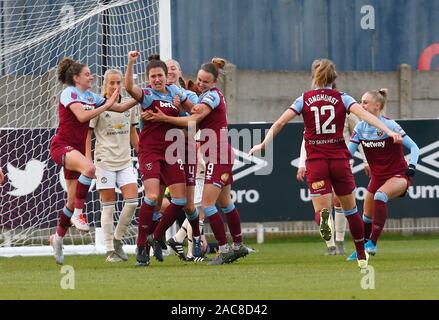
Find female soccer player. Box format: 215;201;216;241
143;58;249;265
125;52;200;266
248;59;402;269
297;112;369;256
50;57;138;265
86;69;139;263
346;89;419;260
163;59;207;260
166;141;209;261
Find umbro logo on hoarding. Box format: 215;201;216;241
232;148;268;181
290;140;439;179
410;140;439;179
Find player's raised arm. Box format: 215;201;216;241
108;98;138;113
70;88;119;123
248;108;297;156
350;103;402;144
296;138;307;182
125;51;143;102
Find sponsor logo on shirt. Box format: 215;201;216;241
361;140;386;148
159;101;177;110
308;137;345;145
112;123;126;130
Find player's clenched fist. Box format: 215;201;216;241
128;51;140;62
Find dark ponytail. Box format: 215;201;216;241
57;57;86;86
200;57;226;81
146;54;168;76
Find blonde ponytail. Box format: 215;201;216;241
311;59;337;88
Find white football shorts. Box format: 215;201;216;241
95;165;138;190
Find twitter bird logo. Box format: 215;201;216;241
7;160;46;197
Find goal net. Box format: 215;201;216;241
0;0;164;257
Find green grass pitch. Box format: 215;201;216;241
1;235;439;300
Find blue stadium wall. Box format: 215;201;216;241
171;0;439;73
1;0;438;75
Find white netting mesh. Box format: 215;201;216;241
0;0;160;250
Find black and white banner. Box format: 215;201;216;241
1;120;438;227
230;120;439;222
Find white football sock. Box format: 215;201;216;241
325;213;335;248
114;199;137;240
101;202;115;252
175;219;189;243
55;233;64;242
219;244;229;253
187;219;194;257
334;207;347;242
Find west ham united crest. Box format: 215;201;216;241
311;180;325;191
221;173;229;183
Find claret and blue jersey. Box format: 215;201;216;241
290;90;356;115
289;88;357;160
198;89;221;109
138;84;188;156
140;84;187;111
197;87;233;164
349;116;419;178
54;86;106;147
